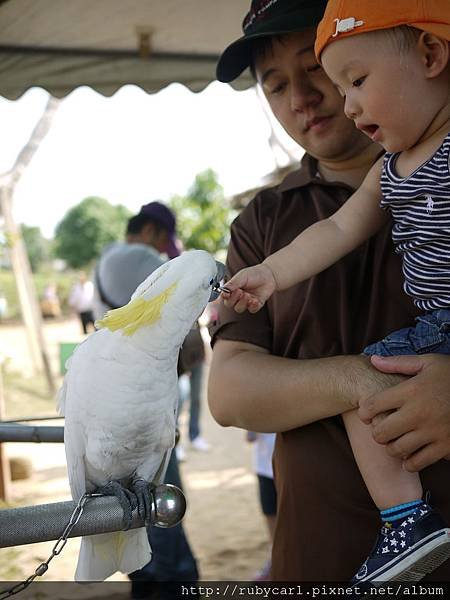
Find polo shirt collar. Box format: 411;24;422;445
279;150;385;193
278;153;320;192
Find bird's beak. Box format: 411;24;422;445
209;261;226;302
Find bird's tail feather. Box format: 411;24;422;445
75;528;151;581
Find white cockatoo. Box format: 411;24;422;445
58;250;223;581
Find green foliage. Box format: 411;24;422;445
169;169;236;255
20;224;50;272
53;197;131;269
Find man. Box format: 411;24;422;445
94;201;199;596
208;0;450;581
68;271;94;334
93;201;179;319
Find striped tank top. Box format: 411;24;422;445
380;131;450;311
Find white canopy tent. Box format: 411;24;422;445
0;0;253;100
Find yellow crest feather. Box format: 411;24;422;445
97;281;178;336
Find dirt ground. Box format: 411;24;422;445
0;317;270;594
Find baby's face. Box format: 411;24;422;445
321;32;432;153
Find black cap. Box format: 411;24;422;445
216;0;327;83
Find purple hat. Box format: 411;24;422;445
139;201;179;258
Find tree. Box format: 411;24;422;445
169;169;236;255
21;224;49;272
0;95;60;393
54;197;131;269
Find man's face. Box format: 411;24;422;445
141;223;171;254
254;29;373;161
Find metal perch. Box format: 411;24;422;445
0;423;181;445
0;484;186;548
0;423;64;443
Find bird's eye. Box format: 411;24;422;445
209;278;214;286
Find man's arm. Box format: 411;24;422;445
208;338;403;432
359;354;450;471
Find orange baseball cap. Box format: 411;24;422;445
315;0;450;59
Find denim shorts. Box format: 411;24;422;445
363;308;450;357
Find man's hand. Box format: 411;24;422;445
359;354;450;472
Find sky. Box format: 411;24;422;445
0;82;302;239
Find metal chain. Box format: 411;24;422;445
0;492;100;599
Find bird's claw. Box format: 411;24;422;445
132;478;155;526
96;479;154;529
96;480;138;530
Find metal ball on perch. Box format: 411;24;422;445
152;484;186;528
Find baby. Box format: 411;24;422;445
223;0;450;585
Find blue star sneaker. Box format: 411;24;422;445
352;504;450;583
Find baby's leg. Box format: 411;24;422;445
344;408;450;584
346;321;450;582
342;408;422;509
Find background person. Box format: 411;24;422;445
68;271;94;334
40;282;61;319
93;201;178;319
177;354;210;462
246;430;276;581
208;0;450;581
186;362;209;451
177;303;216;460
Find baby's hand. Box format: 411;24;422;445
221;263;277;313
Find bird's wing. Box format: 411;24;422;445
57;338;90;416
61;322;181;500
83;347;178;484
64;416;88;500
59;342;94;500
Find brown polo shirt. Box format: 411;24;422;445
211;153;450;581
